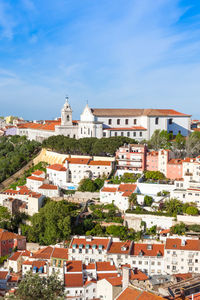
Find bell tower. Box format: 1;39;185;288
61;96;72;126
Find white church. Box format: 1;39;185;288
17;97;191;142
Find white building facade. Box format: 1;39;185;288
17;98;191;142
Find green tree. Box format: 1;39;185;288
144;195;153;206
28;201;77;245
0;206;11;229
128;193;137;210
186;131;200;157
8;271;64;300
144;171;165;181
186;206;199;216
149;130;172;150
170;222;186;235
78;178;97;192
164;199;184;216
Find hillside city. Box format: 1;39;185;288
0;98;200;299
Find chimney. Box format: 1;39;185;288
110;260;114;266
85;260;89;266
122;267;130;290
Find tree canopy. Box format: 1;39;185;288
42;135;138;156
0;135;40;183
23;200;79;245
8;271;64;300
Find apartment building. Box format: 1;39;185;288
116;144;147;174
164;238;200;275
100;182;138;211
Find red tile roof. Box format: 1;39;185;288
165;238;200;251
131;243;164;257
0;229;25;241
168;159;183;165
66;261;82;272
116;287;166;300
88;160;112;166
130;269;149;281
51;248;68;259
105;276;122;286
47;164;67;171
0;271;8;280
64;273;83;287
66;158;90;165
108;241;132;254
97;273;118;280
32;246;54;259
70;237;109;249
83;263;95;270
9;252;22;261
27;176;45;182
101;187;117;193
32;170;44;176
91;108;190;117
39;184;58;190
96;261;117;272
118;183;137;197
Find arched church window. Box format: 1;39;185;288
67;115;70;121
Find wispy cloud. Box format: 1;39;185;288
0;1;16;39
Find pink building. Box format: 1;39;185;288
116;144;147;173
166;159;183;180
146;151;159;171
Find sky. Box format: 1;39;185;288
0;0;200;120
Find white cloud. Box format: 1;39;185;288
0;1;16;39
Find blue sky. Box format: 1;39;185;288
0;0;200;120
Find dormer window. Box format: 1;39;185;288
121;246;127;251
147;244;152;250
72;244;77;249
157;251;162;257
139;250;144;256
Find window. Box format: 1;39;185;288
125;119;129;125
115;132;117;137
155;117;159;125
103;132;106;137
108;119;112;125
169;118;173;125
117;119;120;125
121;132;124;136
140;132;142;137
67;115;70;121
127;132;130;137
133;132;136;137
134;119;137;125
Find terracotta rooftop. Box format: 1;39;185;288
39;184;58;190
64;273;83;287
96;261;117;272
0;271;8;280
165;238;200;251
91;108;190;117
47;164;67;171
116;287;166;300
0;229;25;241
32;170;44;176
66;261;82;272
101;187;117;193
131;243;164;257
66;158;90;165
32;246;54;259
51;248;68;260
105;276;122;286
9;251;22;261
88;160;112;166
108;241;132;254
27;176;45;182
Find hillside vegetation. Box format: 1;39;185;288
42;135;138;156
0;135;41;183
